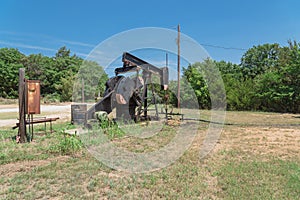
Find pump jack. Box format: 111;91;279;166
86;52;169;124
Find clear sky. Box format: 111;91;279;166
1;0;299;64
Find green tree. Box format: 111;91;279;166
183;63;210;109
0;48;25;98
241;43;281;78
73;60;108;102
22;53;56;95
215;60;256;110
240;41;300;113
52;46;83;101
182;59;226;109
55;71;76;102
255;40;300;113
0;48;25;64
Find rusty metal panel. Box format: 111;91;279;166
26;80;40;114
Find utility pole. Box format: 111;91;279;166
177;24;180;109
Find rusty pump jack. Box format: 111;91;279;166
86;52;169;124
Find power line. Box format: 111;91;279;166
199;43;247;51
174;31;247;51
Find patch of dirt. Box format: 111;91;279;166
165;119;181;126
0;119;19;128
0;104;18;109
214;126;300;159
0;156;70;178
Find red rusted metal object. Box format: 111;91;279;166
26;80;40;114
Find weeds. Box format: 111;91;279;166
92;113;125;139
48;130;82;155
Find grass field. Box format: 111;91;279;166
0;110;299;199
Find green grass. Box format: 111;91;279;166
0;122;80;165
213;155;300;199
0;112;18;120
0;111;299;199
1;146;298;199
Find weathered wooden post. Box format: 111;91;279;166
82;78;85;103
177;24;180;109
18;68;27;143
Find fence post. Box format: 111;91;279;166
19;68;26;143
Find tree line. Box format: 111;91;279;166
176;40;300;113
0;46;107;102
0;41;299;113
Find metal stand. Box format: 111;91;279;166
26;114;34;141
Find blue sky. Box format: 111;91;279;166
1;0;300;65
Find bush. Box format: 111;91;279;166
43;93;61;103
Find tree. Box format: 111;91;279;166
0;48;25;64
51;47;83;101
215;60;257;110
73;60;108;102
0;41;299;112
55;46;71;58
55;71;76;102
183;63;210;109
241;43;281;79
0;48;25;98
182;59;226;109
243;41;300;113
0;46;109;102
22;53;55;95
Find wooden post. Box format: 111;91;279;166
177;24;181;109
82;78;85;103
18;68;26;143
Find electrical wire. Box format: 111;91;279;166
200;43;247;51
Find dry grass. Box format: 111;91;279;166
0;98;18;105
0;112;18;120
0;110;299;199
